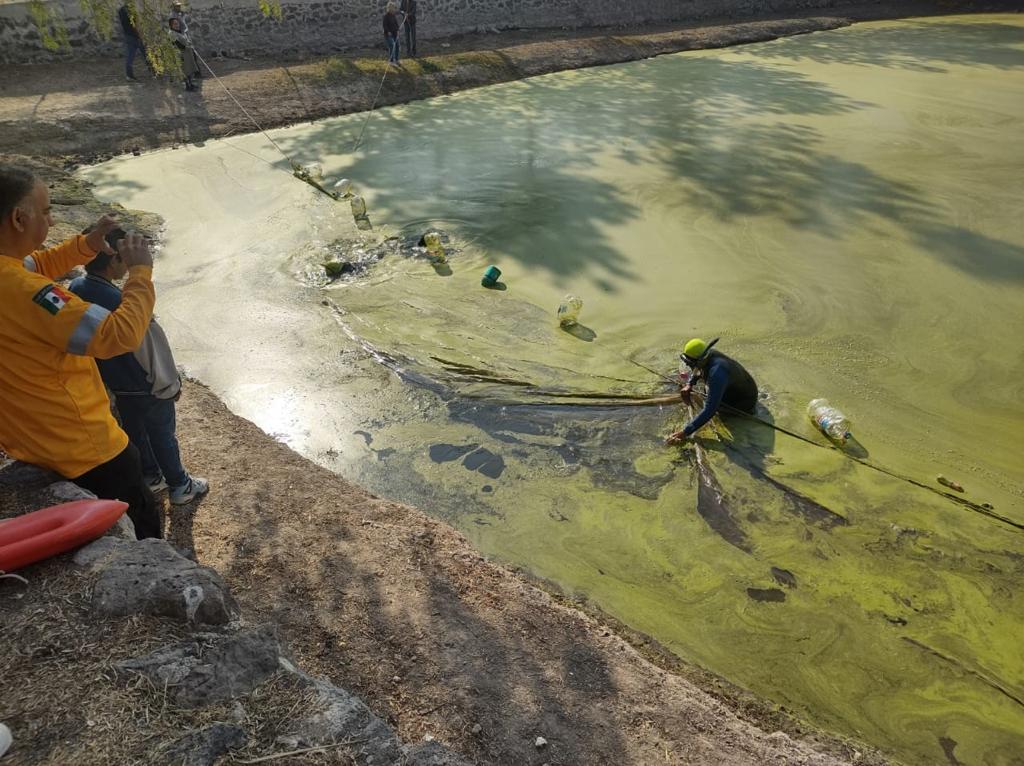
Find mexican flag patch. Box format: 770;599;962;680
32;284;70;315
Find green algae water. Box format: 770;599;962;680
83;15;1024;764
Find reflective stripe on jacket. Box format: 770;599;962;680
0;236;155;478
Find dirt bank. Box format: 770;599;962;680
1;381;887;765
1;1;1018;162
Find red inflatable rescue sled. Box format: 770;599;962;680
0;499;128;573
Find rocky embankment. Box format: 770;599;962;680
0;461;473;766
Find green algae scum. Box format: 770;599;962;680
82;15;1024;765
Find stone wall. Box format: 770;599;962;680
2;0;888;65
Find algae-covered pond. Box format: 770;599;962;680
82;15;1024;765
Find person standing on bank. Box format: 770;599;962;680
0;165;163;539
383;2;401;66
69;229;209;506
118;0;148;81
400;0;417;57
169;1;202;80
169;17;199;91
667;337;759;444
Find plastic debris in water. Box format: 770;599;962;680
937;475;965;493
350;196;367;218
332;178;352;196
301;163;324;181
807;398;851;444
481;265;501;287
557;294;583;327
423;231;447;264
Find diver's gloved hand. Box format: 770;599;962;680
666;430;689;445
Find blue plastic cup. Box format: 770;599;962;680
481;265;502;287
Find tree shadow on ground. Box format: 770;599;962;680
191;467;635;764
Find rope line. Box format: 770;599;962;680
194;49;296;169
352;11;411;152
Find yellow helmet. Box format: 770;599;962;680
683;338;707;359
681;337;719;365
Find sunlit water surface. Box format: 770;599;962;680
83;15;1024;765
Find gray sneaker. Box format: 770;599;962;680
146;474;168;493
169;475;209;505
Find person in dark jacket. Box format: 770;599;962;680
118;0;147;81
400;0;417;57
667;338;758;443
383;2;401;66
68;229;209;506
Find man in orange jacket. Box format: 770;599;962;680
0;165;163;539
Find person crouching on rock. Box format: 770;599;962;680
667;337;759;444
69;228;209;507
169;17;199;91
0;164;163;539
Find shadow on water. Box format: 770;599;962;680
755;20;1024;72
274;33;1024;286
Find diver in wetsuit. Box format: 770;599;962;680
667;338;758;444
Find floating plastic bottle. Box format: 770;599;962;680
807;398;851;444
350;196;367;218
937;475;965;493
301;163;324;181
332;178;353;196
423;231;447;264
557;295;583;327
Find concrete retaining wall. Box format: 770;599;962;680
1;0;887;65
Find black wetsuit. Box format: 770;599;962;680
682;350;758;436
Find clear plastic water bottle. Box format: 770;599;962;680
807;398;851;444
302;163;324;181
350;196;367;218
423;231;447;264
557;295;583;327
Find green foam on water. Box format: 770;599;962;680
81;15;1024;764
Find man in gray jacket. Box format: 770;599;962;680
69;229;209;505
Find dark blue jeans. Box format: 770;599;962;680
385;34;400;63
404;18;416;57
124;36;146;77
116;394;188;488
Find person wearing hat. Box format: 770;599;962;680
667;337;758;444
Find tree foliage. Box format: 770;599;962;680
26;0;283;75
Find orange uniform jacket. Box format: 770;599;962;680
0;236;155;478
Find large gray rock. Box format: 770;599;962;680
77;537;239;624
283;673;405;764
275;667;473;766
405;741;477;766
117;626;283;708
0;459;58;488
157;723;247;766
43;481;135;539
